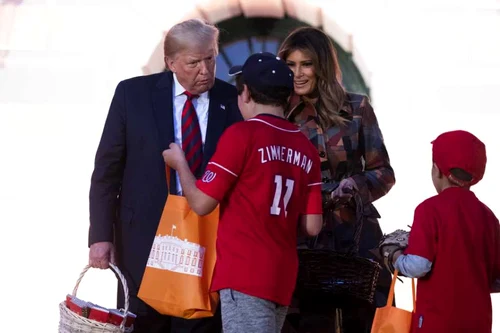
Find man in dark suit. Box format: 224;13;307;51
87;18;242;333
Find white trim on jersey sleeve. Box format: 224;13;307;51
307;182;323;186
208;162;238;177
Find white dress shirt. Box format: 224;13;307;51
172;73;210;194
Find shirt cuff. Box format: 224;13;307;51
395;254;432;278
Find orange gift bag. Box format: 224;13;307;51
371;269;415;333
138;168;219;319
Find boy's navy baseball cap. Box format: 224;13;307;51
432;130;487;186
228;52;294;90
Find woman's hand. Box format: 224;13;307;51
331;177;358;203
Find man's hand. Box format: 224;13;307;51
163;143;188;170
331;177;357;203
89;241;116;269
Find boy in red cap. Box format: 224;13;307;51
392;130;500;333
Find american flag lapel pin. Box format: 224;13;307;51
220;104;225;110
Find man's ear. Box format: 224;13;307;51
242;84;251;104
165;56;176;73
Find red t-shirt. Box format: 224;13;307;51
196;114;322;306
405;187;500;333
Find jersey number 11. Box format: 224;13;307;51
270;175;295;217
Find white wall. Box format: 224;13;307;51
1;0;499;331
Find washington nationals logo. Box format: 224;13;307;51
201;170;217;183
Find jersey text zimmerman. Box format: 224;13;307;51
258;145;313;174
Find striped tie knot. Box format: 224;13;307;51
184;91;198;100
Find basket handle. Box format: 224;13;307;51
308;190;365;253
347;192;364;255
71;263;130;331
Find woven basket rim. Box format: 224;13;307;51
59;302;133;333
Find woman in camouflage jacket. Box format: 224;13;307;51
278;27;395;333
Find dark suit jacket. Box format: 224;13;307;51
89;71;242;313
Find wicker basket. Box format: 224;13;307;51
58;263;133;333
295;193;381;307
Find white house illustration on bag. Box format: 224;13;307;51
146;225;206;277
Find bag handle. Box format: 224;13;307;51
387;269;416;311
166;166;171;194
166;165;179;196
412;275;416;311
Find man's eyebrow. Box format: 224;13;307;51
186;56;202;62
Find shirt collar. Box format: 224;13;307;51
173;73;209;101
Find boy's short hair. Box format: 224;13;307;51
234;75;291;108
432;130;486;186
229;52;294;108
449;168;473;184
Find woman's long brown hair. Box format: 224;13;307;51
278;27;347;129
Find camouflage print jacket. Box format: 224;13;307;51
287;93;395;252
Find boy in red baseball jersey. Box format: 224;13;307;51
163;52;323;333
392;130;500;333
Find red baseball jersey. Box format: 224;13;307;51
405;187;500;333
196;114;322;306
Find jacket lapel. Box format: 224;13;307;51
204;82;228;168
152;71;176;193
152;71;175;151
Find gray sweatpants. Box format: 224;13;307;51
220;289;288;333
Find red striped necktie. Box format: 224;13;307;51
181;91;203;178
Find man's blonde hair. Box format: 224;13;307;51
164;19;219;59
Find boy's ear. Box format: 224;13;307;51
432;163;443;179
242;84;251;104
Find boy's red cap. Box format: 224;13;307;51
432;130;486;186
